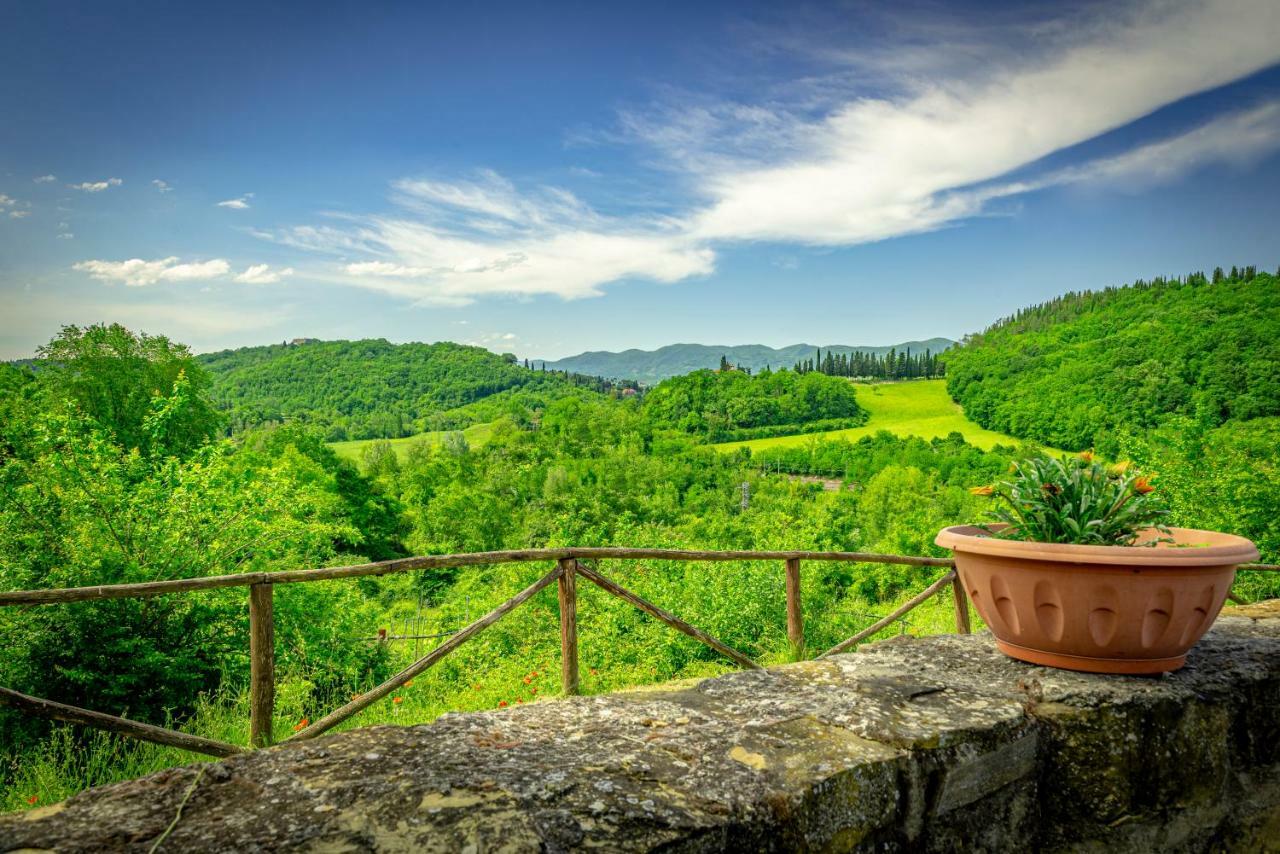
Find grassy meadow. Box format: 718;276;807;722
328;421;496;462
714;379;1049;453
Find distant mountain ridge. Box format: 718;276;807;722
538;339;956;384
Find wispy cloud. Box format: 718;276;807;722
9;210;30;219
68;178;123;193
74;257;232;287
73;256;298;287
217;193;253;210
152;179;172;193
271;0;1280;306
234;264;294;284
33;174;56;184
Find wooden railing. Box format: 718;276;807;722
1;548;1276;759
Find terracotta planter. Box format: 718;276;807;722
935;525;1259;674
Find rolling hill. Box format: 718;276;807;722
538;339;956;384
944;269;1280;450
197;339;626;441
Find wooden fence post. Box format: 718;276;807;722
249;582;275;748
951;574;972;635
785;558;804;658
558;558;579;696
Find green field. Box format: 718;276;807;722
714;379;1046;453
329;421;496;463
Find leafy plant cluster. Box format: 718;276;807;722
971;453;1168;546
644;367;867;442
944;269;1280;450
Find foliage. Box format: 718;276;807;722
36;323;224;456
971;453;1169;545
198;339;636;440
944;270;1280;450
644;367;866;442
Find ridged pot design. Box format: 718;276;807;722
935;526;1259;674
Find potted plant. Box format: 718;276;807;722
936;453;1258;674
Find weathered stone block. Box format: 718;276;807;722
5;611;1280;852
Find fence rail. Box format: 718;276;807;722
2;548;1277;759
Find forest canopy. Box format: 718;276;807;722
943;269;1280;450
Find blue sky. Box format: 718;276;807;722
2;0;1279;360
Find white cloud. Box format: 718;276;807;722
234;264;294;284
152;179;172;193
217;193;254;210
271;0;1280;305
57;232;74;240
73;257;232;287
9;210;30;219
0;195;15;207
33;175;56;184
69;178;123;193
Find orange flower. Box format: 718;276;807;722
530;687;538;695
1078;450;1094;463
516;698;524;704
1133;476;1156;495
26;795;37;805
969;485;994;496
403;680;414;688
497;700;508;708
292;717;309;732
522;676;531;685
589;668;598;676
473;683;482;691
531;671;540;677
392;696;403;705
1109;460;1133;476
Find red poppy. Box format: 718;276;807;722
392;696;403;705
522;676;531;684
498;700;508;708
26;795;37;805
292;717;309;732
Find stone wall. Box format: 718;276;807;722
6;609;1280;852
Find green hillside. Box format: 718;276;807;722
540;338;955;384
714;380;1038;453
944;269;1280;450
329;421;496;463
198;339;630;441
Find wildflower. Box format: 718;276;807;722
1133;476;1156;495
522;676;531;685
969;485;994;496
26;795;37;805
498;700;508;708
1041;482;1062;496
531;671;539;677
292;717;309;732
589;668;598;676
392;696;403;705
1109;460;1133;477
473;684;482;691
516;698;524;704
403;680;414;688
1079;450;1094;463
530;687;538;695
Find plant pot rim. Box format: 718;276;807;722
935;524;1258;567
